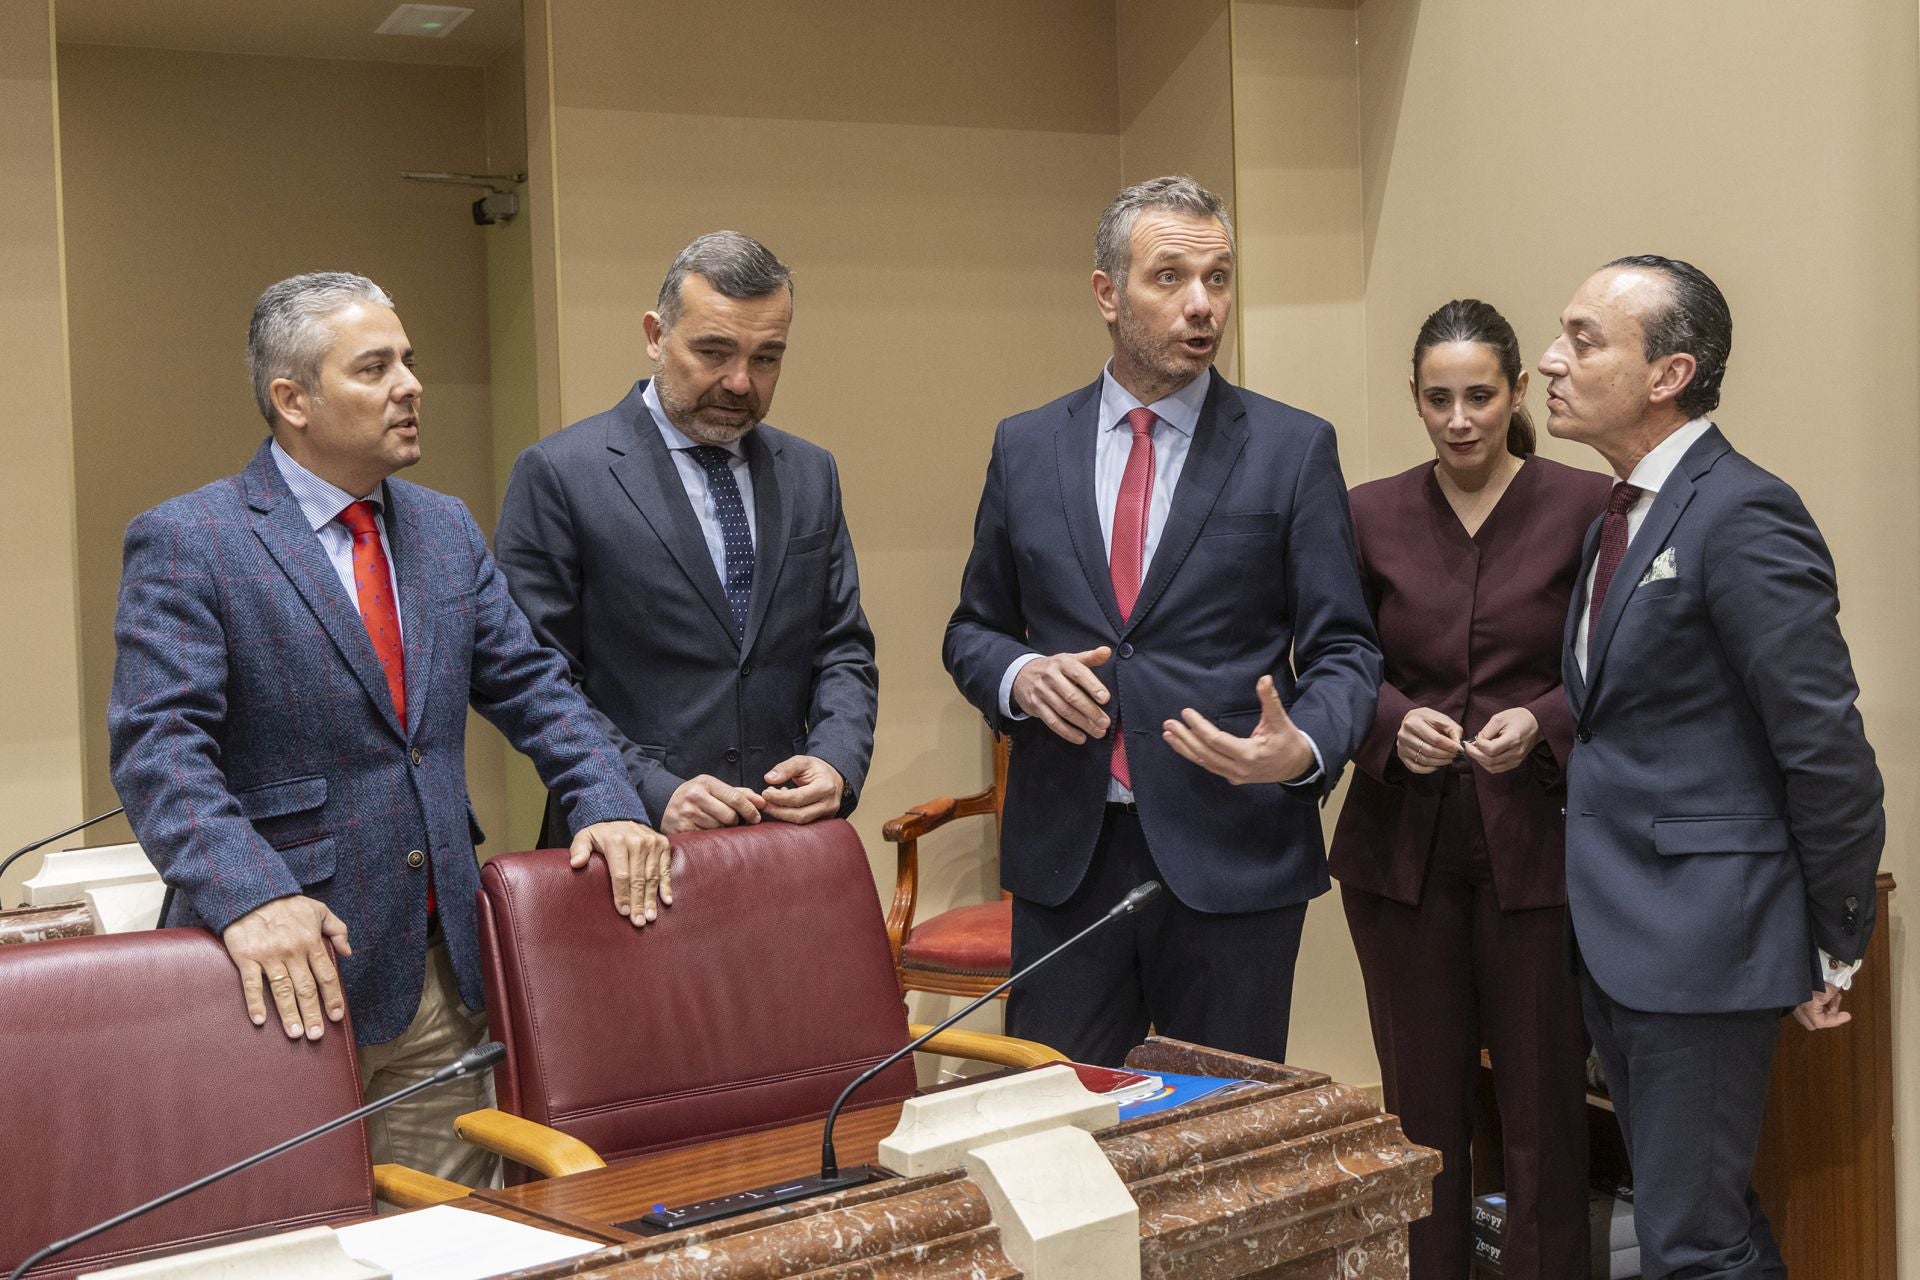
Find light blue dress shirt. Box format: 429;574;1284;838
643;380;757;585
269;440;401;639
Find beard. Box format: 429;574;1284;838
1112;293;1218;396
655;372;763;446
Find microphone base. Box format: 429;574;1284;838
629;1165;887;1233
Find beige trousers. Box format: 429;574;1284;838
357;938;501;1194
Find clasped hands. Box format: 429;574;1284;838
222;817;671;1038
661;755;845;833
1013;647;1314;785
1397;707;1539;776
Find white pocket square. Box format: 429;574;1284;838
1639;547;1677;585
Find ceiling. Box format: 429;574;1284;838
55;0;522;68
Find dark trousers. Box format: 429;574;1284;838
1579;967;1784;1279
1343;769;1590;1280
1007;806;1308;1068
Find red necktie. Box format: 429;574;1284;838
1108;408;1157;788
337;501;407;728
1586;482;1645;653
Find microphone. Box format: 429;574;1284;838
0;807;128;907
640;880;1163;1231
7;1040;507;1280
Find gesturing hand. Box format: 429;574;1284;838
1792;982;1850;1031
1012;647;1113;744
572;819;673;927
221;895;352;1040
1396;708;1463;774
1162;675;1315;785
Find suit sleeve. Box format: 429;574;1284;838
107;506;301;932
495;446;683;821
944;422;1040;731
1705;483;1884;962
461;498;651;831
1279;423;1384;794
801;455;878;813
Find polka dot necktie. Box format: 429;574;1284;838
686;445;755;644
336;500;407;728
1107;408;1157;789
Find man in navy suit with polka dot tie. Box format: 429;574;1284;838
498;233;878;841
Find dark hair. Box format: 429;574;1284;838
1411;298;1535;456
655;231;793;332
1603;254;1732;417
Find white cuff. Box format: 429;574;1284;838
1284;734;1326;789
1819;948;1862;991
999;652;1043;720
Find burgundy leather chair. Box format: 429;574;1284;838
0;929;455;1279
460;818;1062;1183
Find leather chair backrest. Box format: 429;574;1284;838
0;929;375;1279
478;819;918;1176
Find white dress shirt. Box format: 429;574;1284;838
269;440;401;638
1000;365;1322;800
1572;418;1856;991
644;380;756;585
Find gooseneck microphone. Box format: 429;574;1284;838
641;880;1163;1231
0;808;127;907
7;1041;507;1280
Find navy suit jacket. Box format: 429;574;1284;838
1563;425;1883;1014
495;380;877;833
108;442;646;1045
945;371;1381;913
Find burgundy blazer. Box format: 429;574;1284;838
1329;456;1611;909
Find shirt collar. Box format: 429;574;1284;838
643;379;747;460
1623;417;1712;497
1097;363;1206;439
269;439;381;533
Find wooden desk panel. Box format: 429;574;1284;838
473;1102;905;1235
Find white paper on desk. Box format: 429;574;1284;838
334;1204;602;1280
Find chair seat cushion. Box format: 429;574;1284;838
901;900;1013;976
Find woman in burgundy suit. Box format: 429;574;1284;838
1331;300;1611;1279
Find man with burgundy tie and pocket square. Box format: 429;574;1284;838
944;177;1381;1066
1543;255;1883;1278
495;232;877;842
109;272;667;1183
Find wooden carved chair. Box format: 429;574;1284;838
882;734;1014;999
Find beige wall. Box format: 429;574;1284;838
0;0;87;903
56;43;510;847
1345;0;1920;1256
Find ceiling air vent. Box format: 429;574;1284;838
375;4;474;39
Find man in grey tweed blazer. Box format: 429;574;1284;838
108;272;667;1181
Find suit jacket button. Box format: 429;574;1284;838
741;664;753;677
1576;727;1592;743
724;748;741;764
406;849;426;869
409;748;422;767
1119;643;1134;659
1560;807;1567;818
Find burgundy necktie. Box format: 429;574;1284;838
1586;482;1645;653
1108;408;1157;788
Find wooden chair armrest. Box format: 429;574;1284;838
882;789;997;844
453;1107;605;1179
911;1025;1068;1069
371;1162;469;1208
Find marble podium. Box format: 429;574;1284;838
499;1039;1440;1280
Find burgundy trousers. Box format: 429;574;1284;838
1341;768;1590;1280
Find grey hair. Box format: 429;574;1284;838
1603;254;1733;418
1094;175;1235;284
654;231;793;333
248;272;394;426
